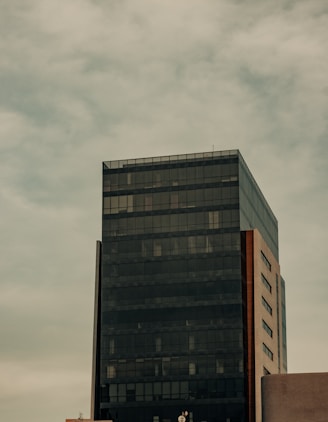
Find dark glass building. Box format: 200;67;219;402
91;150;287;422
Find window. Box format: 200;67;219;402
109;338;115;354
170;193;179;209
209;211;219;229
155;337;162;352
136;383;143;401
109;384;117;402
263;343;273;360
103;197;111;214
153;241;162;257
103;178;111;192
126;384;135;402
154;363;160;376
261;273;272;293
262;296;272;315
263;367;271;375
189;362;196;375
188;335;195;351
119;195;133;212
118;384;126;402
261;250;272;271
188;236;197;254
144;195;153;211
262;320;273;337
107;365;116;379
216;359;224;374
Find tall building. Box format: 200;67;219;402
91;150;287;422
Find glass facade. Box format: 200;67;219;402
94;150;284;422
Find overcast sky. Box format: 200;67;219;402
0;1;327;421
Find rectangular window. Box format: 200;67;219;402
103;177;111;192
107;365;116;379
154;172;161;187
262;296;272;315
109;338;115;354
170;193;179;209
163;382;170;399
118;195;133;213
109;384;117;402
188;335;195;351
144;195;153;211
261;273;272;293
262;320;273;337
216;359;224;374
145;383;152;401
162;358;170;376
263;343;273;360
188;236;197;254
209;211;219;229
153;241;162;257
189;362;196;375
126;385;135;402
261;250;272;271
155;337;162;352
118;384;126;402
154;363;160;376
136;383;143;401
103;197;111;214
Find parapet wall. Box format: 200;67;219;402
262;373;328;422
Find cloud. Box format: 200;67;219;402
0;1;327;421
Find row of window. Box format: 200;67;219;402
105;356;244;379
105;233;240;259
103;164;238;192
104;281;241;308
103;187;239;214
103;304;242;327
102;317;240;331
103;378;244;403
102;330;243;355
103;210;239;237
104;255;241;278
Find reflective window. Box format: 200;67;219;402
262;296;273;315
261;273;272;293
263;343;273;360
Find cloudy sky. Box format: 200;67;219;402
0;0;327;421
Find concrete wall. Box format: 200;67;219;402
244;229;284;422
262;373;328;422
